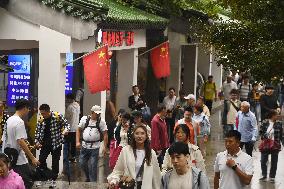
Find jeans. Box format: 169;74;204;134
261;152;279;178
204;99;213;112
39;145;62;180
251;102;261;124
240;141;254;157
63;132;76;162
79;147;100;182
14;163;33;189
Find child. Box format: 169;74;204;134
0;153;25;189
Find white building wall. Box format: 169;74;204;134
38;26;71;114
116;49;139;111
167;31;182;92
0;8;40;40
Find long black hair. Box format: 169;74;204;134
130;125;152;166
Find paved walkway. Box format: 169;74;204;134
33;107;284;189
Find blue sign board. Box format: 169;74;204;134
7;55;31;106
65;53;73;94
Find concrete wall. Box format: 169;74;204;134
197;45;210;79
167;31;182;92
182;45;198;95
0;40;38;50
0;8;40;40
38;26;71;114
116;49;138;111
211;53;222;91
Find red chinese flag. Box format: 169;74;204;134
150;42;170;78
83;46;110;94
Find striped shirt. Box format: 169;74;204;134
238;83;251;101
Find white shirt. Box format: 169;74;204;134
227;101;238;124
65;102;80;132
214;149;253;189
2;115;28;165
163;95;177;111
134;95;139;102
222;81;238;100
119;128;128;147
135;149;145;181
267;120;275;140
78;116;107;149
168;169;193;189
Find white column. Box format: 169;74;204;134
197;45;210;79
211;54;222;91
83;81;102;115
38;26;70;113
38;26;71;173
194;45;199;96
167;31;182;92
116;48;138;111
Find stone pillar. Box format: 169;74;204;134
83;81;102;115
182;45;198;96
116;48;138;111
38;26;71;173
38;26;70;112
211;54;222;91
197;45;210;79
167;31;182;92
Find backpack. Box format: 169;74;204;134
82;116;103;145
161;169;202;188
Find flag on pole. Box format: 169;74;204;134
83;46;110;94
150;41;170;78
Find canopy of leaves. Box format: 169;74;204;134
205;0;284;82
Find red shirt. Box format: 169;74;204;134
151;114;169;151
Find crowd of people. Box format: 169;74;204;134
0;73;283;189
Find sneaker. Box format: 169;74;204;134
259;177;267;182
269;178;275;183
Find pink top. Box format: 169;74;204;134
0;170;25;189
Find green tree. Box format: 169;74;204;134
205;0;284;82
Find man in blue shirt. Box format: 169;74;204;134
236;101;258;156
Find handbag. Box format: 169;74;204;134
259;139;281;153
118;158;145;189
259;127;281;153
109;145;123;169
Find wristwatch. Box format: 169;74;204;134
232;164;237;171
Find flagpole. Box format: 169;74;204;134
62;43;108;67
136;40;169;57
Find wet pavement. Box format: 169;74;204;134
33;107;284;189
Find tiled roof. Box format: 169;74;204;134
39;0;169;30
38;0;108;22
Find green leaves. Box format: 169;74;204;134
200;0;284;82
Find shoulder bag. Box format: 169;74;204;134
119;158;146;189
259;127;281;153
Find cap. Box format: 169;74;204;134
184;94;196;100
91;105;102;114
